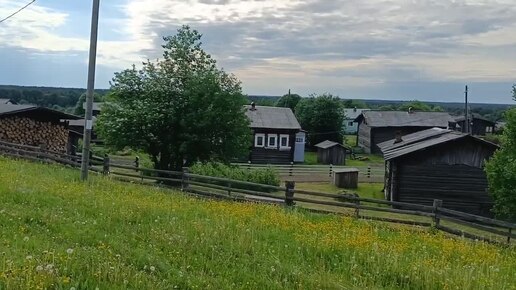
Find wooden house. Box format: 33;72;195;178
354;110;456;154
455;113;496;136
343;107;370;134
244;103;303;164
0;104;81;153
379;128;498;217
314;140;347;165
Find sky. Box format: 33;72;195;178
0;0;515;104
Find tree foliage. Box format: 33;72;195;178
398;100;443;112
73;93;103;116
512;84;516;101
275;93;302;112
485;108;516;221
96;26;251;171
295;94;344;147
342;99;368;109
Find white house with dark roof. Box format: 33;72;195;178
244;103;305;164
343;108;370;134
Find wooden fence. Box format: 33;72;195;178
0;139;514;245
231;162;385;183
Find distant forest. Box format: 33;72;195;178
0;85;513;121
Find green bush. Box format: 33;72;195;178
190;162;280;188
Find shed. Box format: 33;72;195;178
333;168;359;189
379;128;498;217
244;103;303;164
455;113;496;136
314;140;347;165
354;110;456;154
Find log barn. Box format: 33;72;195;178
244;103;304;164
354;110;456;154
455;113;496;136
379;128;498;217
314;140;347;165
0;104;81;153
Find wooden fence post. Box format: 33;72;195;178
433;199;443;227
508;228;512;245
367;166;371;179
289;162;293;177
248;160;251;172
227;181;232;196
329;164;333;177
285;181;295;206
134;156;140;171
181;167;190;191
354;194;360;218
102;154;110;175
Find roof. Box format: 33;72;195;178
0;104;80;120
379;127;498;161
0;98;16;104
354;111;455;128
314;140;347;149
66;117;97;127
244;105;301;130
455;113;495;124
343;108;370;120
83;102;103;111
333;168;359;173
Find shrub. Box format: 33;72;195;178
190;162;280;188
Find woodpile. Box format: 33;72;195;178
0;116;68;152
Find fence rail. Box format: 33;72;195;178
0;139;514;245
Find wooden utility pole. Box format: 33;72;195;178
464;85;469;134
80;0;101;181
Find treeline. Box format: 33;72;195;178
0;85;109;114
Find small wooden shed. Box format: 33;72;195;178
314;140;347;165
333;168;359;189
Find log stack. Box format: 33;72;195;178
0;116;68;152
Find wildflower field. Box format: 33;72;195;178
0;158;515;289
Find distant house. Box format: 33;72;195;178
0;98;17;105
66;117;101;144
354;110;456;154
314;140;348;165
455;113;496;136
82;102;103;117
0;104;81;153
379;128;498;217
244;103;304;164
343;108;370;134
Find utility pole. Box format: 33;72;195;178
464;85;469;134
80;0;101;181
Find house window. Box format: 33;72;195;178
348;121;354;126
255;134;265;147
296;136;305;143
280;134;290;149
267;134;277;148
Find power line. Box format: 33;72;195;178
0;0;36;24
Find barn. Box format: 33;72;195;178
314;140;347;165
245;103;304;164
455;113;496;136
379;128;498;217
354;110;456;154
0;104;81;153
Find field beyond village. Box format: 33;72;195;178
0;158;515;289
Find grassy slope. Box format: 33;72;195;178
0;158;515;289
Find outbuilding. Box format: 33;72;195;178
355;110;456;154
455;113;496;136
379;128;498;217
314;140;347;165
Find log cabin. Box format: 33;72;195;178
379;128;498;217
354;110;456;154
244;103;304;164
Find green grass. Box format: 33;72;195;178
303;151;318;165
0;158;515;289
296;182;384;199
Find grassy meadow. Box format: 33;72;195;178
0;157;515;289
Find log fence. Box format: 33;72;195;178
0;139;514;245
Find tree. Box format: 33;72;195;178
512;84;516;101
73;93;103;116
96;26;251;172
295;94;344;147
485;108;516;221
275;92;301;112
342;99;368;109
398;100;432;112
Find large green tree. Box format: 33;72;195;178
295;94;344;146
97;26;251;171
485;108;516;221
275;92;302;112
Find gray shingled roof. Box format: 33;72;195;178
455;113;495;124
343;108;370;120
244;105;301;130
379;127;497;161
355;111;455;128
314;140;348;149
0;104;80;120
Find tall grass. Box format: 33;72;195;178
0;157;514;289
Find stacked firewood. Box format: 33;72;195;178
0;116;68;152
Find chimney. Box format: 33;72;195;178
250;102;256;111
353;106;357;112
394;131;403;143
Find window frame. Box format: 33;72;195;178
267;134;278;149
255;133;265;148
279;134;290;149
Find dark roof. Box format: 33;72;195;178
379;127;498;161
455;113;495;124
343;108;370;120
244;105;301;130
0;104;80;120
354;111;455;128
66;117;97;127
314;140;347;149
333;168;359;173
83;102;103;111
